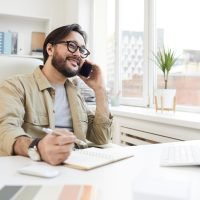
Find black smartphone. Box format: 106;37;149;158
79;62;93;78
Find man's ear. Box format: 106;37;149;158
46;43;54;56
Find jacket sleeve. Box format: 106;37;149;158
86;106;113;145
0;79;29;155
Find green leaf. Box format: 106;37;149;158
152;48;177;89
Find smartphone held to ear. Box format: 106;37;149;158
79;62;93;78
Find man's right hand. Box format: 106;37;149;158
13;129;76;165
38;130;76;165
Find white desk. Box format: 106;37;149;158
1;141;200;200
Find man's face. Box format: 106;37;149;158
51;31;86;77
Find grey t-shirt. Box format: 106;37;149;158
52;83;73;131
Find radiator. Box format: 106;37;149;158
119;126;181;146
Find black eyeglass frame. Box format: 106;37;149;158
53;40;90;58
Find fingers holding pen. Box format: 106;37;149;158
38;129;76;165
43;128;76;145
43;128;87;146
38;138;74;165
50;133;76;146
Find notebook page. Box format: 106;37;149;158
64;147;134;170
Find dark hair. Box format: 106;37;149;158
43;24;87;64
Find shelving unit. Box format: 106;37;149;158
0;13;49;58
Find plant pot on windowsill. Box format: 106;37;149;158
153;48;178;112
154;89;176;112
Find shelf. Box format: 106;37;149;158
0;13;49;56
0;54;43;60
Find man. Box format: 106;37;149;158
0;24;112;165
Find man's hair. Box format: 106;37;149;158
43;24;87;64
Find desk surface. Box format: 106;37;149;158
1;141;200;200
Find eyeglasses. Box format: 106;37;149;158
54;40;90;58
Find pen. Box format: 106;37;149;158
42;128;87;146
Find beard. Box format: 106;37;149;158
51;51;81;78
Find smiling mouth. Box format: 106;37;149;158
67;58;80;67
66;56;80;64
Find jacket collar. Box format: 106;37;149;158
33;66;75;91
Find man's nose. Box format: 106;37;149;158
72;47;81;57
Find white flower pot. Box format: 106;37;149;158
154;89;176;112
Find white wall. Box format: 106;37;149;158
0;0;66;29
92;0;107;78
0;0;93;55
63;0;79;24
78;0;93;51
0;0;66;55
62;0;93;57
0;0;92;31
0;0;92;54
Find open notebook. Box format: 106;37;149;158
64;147;134;170
160;141;200;166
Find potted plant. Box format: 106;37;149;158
153;48;178;112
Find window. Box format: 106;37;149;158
93;0;200;111
106;0;116;97
106;0;147;106
156;0;200;109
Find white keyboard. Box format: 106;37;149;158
160;143;200;166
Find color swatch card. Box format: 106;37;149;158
0;185;95;200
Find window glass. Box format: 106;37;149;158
106;0;116;96
106;0;145;102
156;0;200;107
119;0;144;98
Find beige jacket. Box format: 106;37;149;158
0;67;112;155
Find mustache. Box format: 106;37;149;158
65;56;81;65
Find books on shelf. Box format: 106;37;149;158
64;147;134;170
0;32;4;54
0;31;18;55
0;185;96;200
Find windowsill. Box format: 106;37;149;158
109;105;200;130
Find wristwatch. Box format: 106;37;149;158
28;138;41;161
